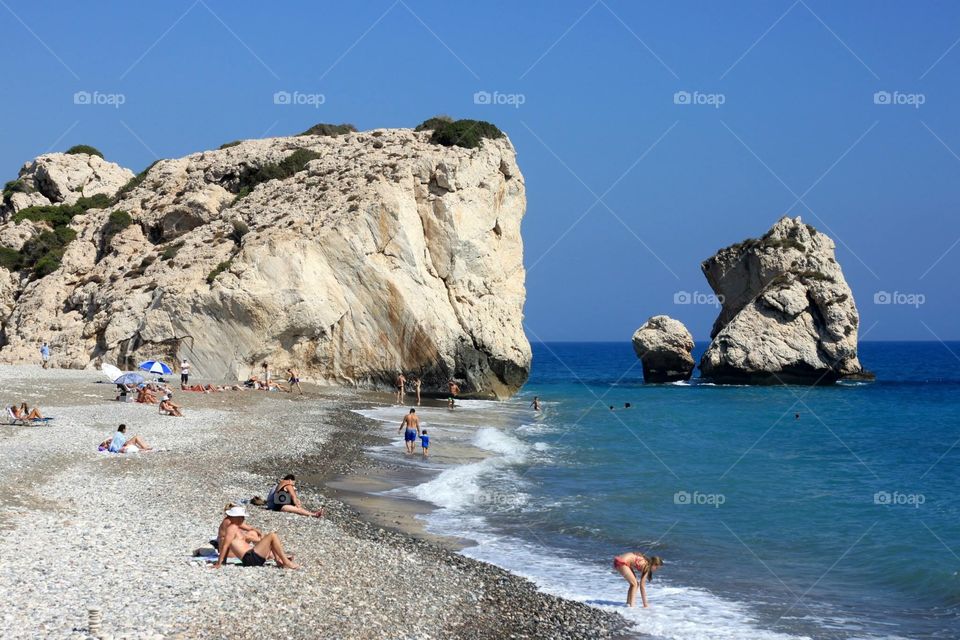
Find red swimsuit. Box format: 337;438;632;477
613;555;646;572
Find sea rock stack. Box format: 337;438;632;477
631;315;695;383
699;216;867;384
0;128;531;398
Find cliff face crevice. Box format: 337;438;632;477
0;129;532;397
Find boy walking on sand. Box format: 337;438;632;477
420;429;430;457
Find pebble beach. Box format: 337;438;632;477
0;365;628;640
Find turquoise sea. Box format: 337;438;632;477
358;342;960;639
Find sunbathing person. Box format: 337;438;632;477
137;386;158;404
267;474;323;518
16;403;43;420
212;504;299;569
158;394;183;417
100;424;152;453
211;505;262;550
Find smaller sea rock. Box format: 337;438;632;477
631;315;695;383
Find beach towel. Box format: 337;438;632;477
190;547;278;566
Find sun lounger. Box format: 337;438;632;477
6;407;28;426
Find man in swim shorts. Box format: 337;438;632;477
212;504;299;570
398;408;420;454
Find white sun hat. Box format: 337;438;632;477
225;505;247;518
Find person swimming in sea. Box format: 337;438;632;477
612;552;663;607
531;396;541;411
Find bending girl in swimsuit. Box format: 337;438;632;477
613;552;663;607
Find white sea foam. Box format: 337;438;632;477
409;427;531;511
420;508;815;640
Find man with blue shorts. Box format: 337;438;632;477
398;408;420;455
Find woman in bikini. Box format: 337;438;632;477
15;403;43;420
613;552;663;607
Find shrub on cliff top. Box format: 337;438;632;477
219;140;242;150
428;119;504;149
65;144;104;158
414;115;453;131
297;123;357;137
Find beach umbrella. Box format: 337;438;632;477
101;363;123;383
114;372;145;386
138;360;172;375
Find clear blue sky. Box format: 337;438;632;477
2;1;958;342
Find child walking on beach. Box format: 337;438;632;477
420;429;430;457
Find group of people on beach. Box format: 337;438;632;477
38;350;665;606
211;474;323;570
242;362;304;394
394;372;461;409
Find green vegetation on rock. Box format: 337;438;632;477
20;227;77;277
65;144;104;158
219;140;242;150
428;119;504;149
161;241;184;261
207;260;232;284
9;194;111;277
100;210;133;257
0;247;21;271
115;160;160;202
297;123;357;137
414;115;453;132
13;194;112;226
230;219;249;244
233;148;322;202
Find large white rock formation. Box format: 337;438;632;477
0;130;531;397
699;216;867;384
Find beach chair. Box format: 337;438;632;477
6;406;28;426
